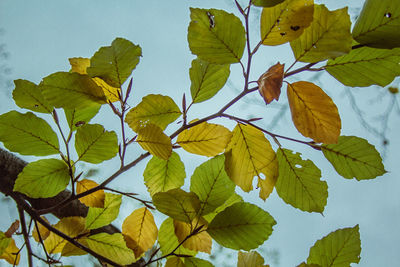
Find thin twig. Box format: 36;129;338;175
17;206;33;267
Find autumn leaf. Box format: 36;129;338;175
32;217;50;242
136;123;172;160
257;63;284;104
173;217;212;253
122;207;158;258
0;238;20;265
287;81;341;144
4;221;19;238
76;179;105;208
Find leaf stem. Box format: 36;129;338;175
17;206;33;267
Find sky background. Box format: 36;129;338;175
0;0;399;266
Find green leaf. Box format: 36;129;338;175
185;257;214;267
85;193;122;230
275;148;327;213
325;47;400;87
136;123;172;160
322;136;386;180
86;233;136;266
238;251;266;267
12;79;53;113
75;124;118;164
352;0;400;49
177;121;232;157
125;94;181;132
143;152;186;196
40;72;107;109
290;5;352;62
64;105;100;131
0;232;11;256
207;202;276;250
190;154;235;216
260;0;314;46
152;188;201;223
203;193;243;222
188;8;246;64
14;159;70;198
0;111;59;156
252;0;285;7
87;38;142;88
158;218;196;256
307;225;361;266
190;58;230;103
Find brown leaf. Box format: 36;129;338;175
257;63;285;104
4;220;19;238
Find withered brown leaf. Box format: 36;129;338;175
257;62;284;104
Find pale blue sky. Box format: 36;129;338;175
0;1;399;266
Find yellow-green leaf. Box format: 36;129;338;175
260;0;314;46
86;233;136;265
40;72;107;109
225;124;278;198
143;152;186;196
153;188;201;223
238;251;267;267
75;124;118;164
307;225;361;266
322;136;386;180
122;207;158;258
12;79;53;113
177;121;232;157
64;105;100;131
44;217;87;254
325;47;400;87
287;81;341;144
203;193;243;222
174;218;212;253
290;5;352;62
69;57;121;102
85;193;122;230
0;111;59;156
136;123;172;160
185;257;214;267
0;232;11;256
188;8;245;64
166;257;186;267
207;202;276;250
252;0;285;7
158;218;197;257
14;159;70;198
190;58;230;103
87;38;142;88
352;0;400;49
0;238;20;265
76;179;105;208
276;148;327;213
190;154;235;216
125;94;181;132
61;237;88;257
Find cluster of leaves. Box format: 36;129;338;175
0;0;399;266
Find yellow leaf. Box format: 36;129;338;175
32;217;50;242
62;238;88;257
173;218;212;254
0;238;20;265
258;175;277;201
122;207;158;258
166;257;186;267
257;63;284;104
76;179;105;208
44;217;87;254
136;123;172;160
69;57;120;102
287;81;341;143
238;251;268;267
260;0;314;46
225;124;278;196
177;121;232;157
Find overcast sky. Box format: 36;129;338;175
0;1;399;266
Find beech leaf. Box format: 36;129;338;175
136;123;172;160
257;62;284;104
76;179;105;208
287;81;341;144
